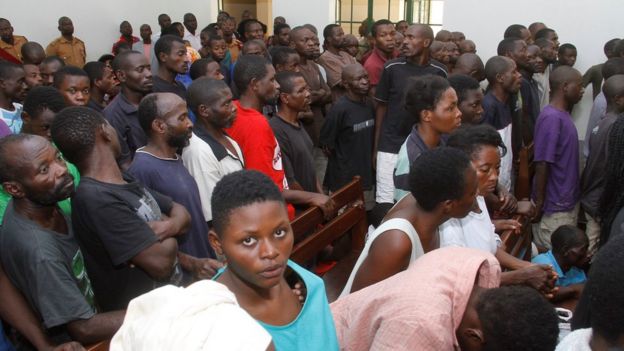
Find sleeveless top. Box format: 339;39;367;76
340;217;424;297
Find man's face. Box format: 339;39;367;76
1;67;27;102
245;22;264;41
401;26;431;58
118;53;153;94
500;60;522;94
277;27;291;46
200;61;225;80
222;19;236;37
540;41;558;63
98;66;119;96
184;14;198;32
291;28;316;59
210;200;294;290
5;137;75;206
566;242;590;268
564;72;585;105
451;31;465;45
510;40;529;70
277;53;300;73
256;64;279;105
209;39;227;61
559;49;577;67
58;18;74;36
158;15;171;31
459;40;476;54
140;25;152;41
24;108;56;140
545;31;560;50
374;24;396;54
529;47;545;73
39;61;62;86
0;20;13;43
329;26;346;49
446;42;460;64
459;88;484;124
396;21;408;35
243;43;265;57
344;38;359;57
205;88;237;129
429;87;462;134
344;66;370;96
23;64;43;89
160;95;193;149
282;76;310;112
162;41;189;74
58;75;90;106
120;22;132;37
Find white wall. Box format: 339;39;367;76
4;0;218;62
272;0;335;36
443;0;622;140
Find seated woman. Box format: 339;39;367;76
341;147;478;296
442;124;557;297
331;247;560;351
208;170;338;351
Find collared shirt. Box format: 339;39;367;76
0;35;27;62
152;75;187;100
183;29;201;51
181;125;244;221
46;36;86;67
103;93;145;164
583;92;607;158
112;35;139;53
318;50;357;88
86;99;104;113
532;250;586;287
363;48;397;86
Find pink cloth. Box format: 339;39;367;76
330;247;501;351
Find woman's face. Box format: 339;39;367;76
472;145;500;196
430;87;462;134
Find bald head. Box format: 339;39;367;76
529;22;546;37
409;24;434;41
342;63;365;81
458;39;476;54
21;42;46;65
435;29;451;42
0;134;42;183
138;92;189;139
455;53;485;81
603;75;624;108
550;66;581;91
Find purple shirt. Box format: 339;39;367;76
532;105;580;214
0;119;10;138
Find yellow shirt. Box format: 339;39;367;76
0;35;27;62
46;36;86;67
228;39;242;63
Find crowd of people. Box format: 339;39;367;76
0;9;623;351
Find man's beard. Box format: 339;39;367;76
167;129;192;149
29;174;74;206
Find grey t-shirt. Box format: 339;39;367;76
0;201;95;331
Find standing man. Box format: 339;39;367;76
318;24;356;99
363;19;397;94
153;35;189;99
83;61;118;113
374;24;446;206
132;24;152;59
0;18;27;63
0;61;27;135
222;16;242;63
183;13;201;51
112;21;140;54
46;17;86;68
534;38;558;110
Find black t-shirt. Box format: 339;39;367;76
103;93;147;164
375;57;447;153
71;173;174;311
320;95;375;191
152;75;187;100
269;116;317;193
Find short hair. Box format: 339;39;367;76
550;224;588;256
448;74;481;103
187;77;230;115
242;39;266;54
189;57;218;80
23;86;66;118
274;23;290;36
447;124;507;159
477;286;559;351
602;57;624;80
409;147;471;211
97;54;115;64
604;38;620;57
239;19;262;40
154;35;185;62
534;28;556;41
271;46;298;67
485;56;513;85
111;50;143;72
322;24;341;40
503;24;527;39
371;19;393;37
41;56;66;68
403;74;451;124
51;106;107;166
52;65;89;88
599;117;624;244
0;61;22;80
275;71;303;95
549;65;580;91
534;38;554;50
497;38;521;56
233;55;270;94
603;74;624;104
211;170;284;235
83;61;107;85
558;43;576;55
0;134;39;183
137;93;161;135
207;34;225;46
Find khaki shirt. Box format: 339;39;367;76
46;36;86;67
0;35;28;62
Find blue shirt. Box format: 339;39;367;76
215;260;339;351
532;250;587;287
0;103;23;134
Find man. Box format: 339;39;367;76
0;61;27;135
0;134;125;344
534;38;558;110
374;24;446;206
435;29;452;42
226;55;333;219
556;44;577;68
272;46;300;73
528;22;547;40
46;17;86;68
583;38;620;100
51;106;190;312
23;62;43;91
183;13;201;50
0;18;27;62
189;57;224;81
453;53;486;82
112;21;140;55
518;44;542;143
480;56;522;191
104;50;153;167
272;23;291;47
153;35;188;99
458;39;476;54
535;28;560;50
241;19;264;42
504;24;532;44
445;41;460;72
318;24;357;98
448;74;485;124
395;20;408;35
154;14;171;41
183;78;243;224
271;71;320;193
130;93;222;281
363;19;397;92
429;41;450;69
20;41;46;65
83;61;119;113
39;56;65;87
451;31;465;44
52;66;91;107
343;34;359;58
132;24;152;60
222;16;242;63
532;66;585;249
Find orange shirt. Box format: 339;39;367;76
0;35;27;62
46;36;86;67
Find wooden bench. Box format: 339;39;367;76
86;340;109;351
499;214;533;261
290;176;368;302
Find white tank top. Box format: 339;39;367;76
339;218;424;297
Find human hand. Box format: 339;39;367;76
148;219;178;241
310;194;336;220
498;187;518;214
521;264;558;298
291;281;307;303
192;258;224;280
50;342;86;351
493;219;522;234
516;200;536;218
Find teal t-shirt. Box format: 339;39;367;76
214;260;339;351
532;250;587;287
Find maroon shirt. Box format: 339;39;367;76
363;48;397;86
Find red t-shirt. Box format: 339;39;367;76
226;101;296;219
363;48;398;86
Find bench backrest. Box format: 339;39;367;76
515;143;535;200
499;214;532;260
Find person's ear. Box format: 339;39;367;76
421;109;433;123
100;123;115;143
151;118;166;135
462;328;485;346
115;69;127;84
3;181;24;199
197;103;209;118
208;230;224;256
424;38;432;48
158;51;167;64
615;94;624;110
440;199;454;215
280;91;289;105
250;77;260;93
495;72;504;85
21;111;32;125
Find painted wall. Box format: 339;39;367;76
272;0;335;36
443;0;621;139
4;0;218;62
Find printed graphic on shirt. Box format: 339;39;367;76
72;249;96;311
272;138;283;171
135;191;162;222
